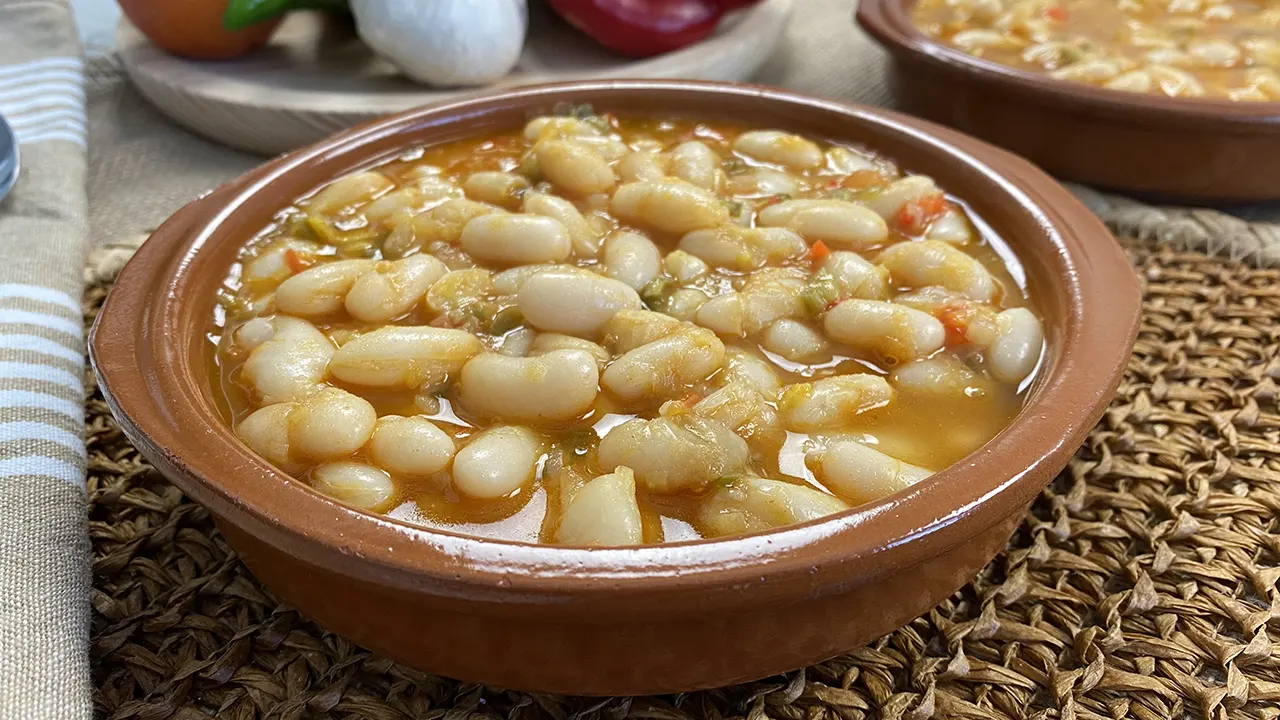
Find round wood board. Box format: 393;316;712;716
116;0;795;156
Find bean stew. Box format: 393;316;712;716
209;107;1045;546
912;0;1280;100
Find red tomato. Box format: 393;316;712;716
118;0;281;60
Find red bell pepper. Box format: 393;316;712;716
547;0;761;58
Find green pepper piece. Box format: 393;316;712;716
223;0;348;31
639;277;675;311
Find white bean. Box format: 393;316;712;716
345;255;447;323
602;230;661;290
517;270;641;337
663;249;709;282
778;374;894;432
891;356;990;399
463;171;530;208
491;264;577;295
232;318;276;353
405;170;463;202
808;437;931;504
362;188;428;225
536;140;616;195
288;387;377;461
524;116;601;141
368;415;456;477
1104;70;1154;93
669;141;721;191
452;426;543;499
242;317;335;403
459;350;600;423
425;268;494;320
460;214;572;266
598;415;748;493
1145;63;1206;97
926;207;975;245
987;308;1044;384
409;199;503;247
679;225;807;270
692;380;781;446
275;259;377;317
308;171;393;214
529;333;611;368
826;146;879;174
721;169;798;197
762;319;830;362
726;168;803;197
236;403;302;473
822;251;890;300
859;176;940;221
522;191;601;257
665;288;709;321
952;29;1025;51
757;199;889;249
733;130;823;169
698;268;806;337
610;179;729;235
554;467;644;546
617;150;669;182
699;477;848;538
602;309;682;353
312;462;396;512
329;326;483;388
720;348;783;399
601;326;725;402
876;240;997;302
242;241;317;284
499;326;537;357
824;299;946;363
695;294;744;336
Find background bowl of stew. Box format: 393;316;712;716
857;0;1280;203
90;80;1140;695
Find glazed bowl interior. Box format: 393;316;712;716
863;0;1280;124
93;81;1139;612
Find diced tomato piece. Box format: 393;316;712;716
825;178;840;189
841;169;887;191
897;192;947;235
937;303;973;346
806;240;831;266
1043;6;1069;21
284;249;312;274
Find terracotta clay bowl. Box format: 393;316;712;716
857;0;1280;204
90;80;1140;696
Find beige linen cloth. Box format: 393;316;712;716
0;0;1277;718
0;1;92;719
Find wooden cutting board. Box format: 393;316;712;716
117;0;795;155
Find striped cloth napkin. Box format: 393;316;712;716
0;1;92;719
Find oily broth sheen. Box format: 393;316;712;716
210;114;1039;545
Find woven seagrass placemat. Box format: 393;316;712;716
85;235;1280;720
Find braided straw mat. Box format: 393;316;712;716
85;235;1280;720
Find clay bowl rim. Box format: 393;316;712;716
856;0;1280;128
90;79;1139;605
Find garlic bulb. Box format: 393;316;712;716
351;0;527;87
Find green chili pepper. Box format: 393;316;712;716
223;0;348;31
639;276;675;311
